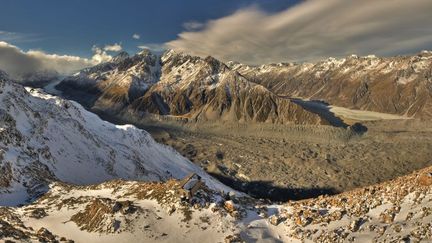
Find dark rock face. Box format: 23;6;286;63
0;162;12;188
229;51;432;119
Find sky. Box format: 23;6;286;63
0;0;297;57
1;0;432;79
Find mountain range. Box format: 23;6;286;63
56;49;432;126
230;51;432;119
57;50;329;125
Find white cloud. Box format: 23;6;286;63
92;45;113;63
103;43;122;52
132;34;140;40
167;0;432;64
138;43;166;52
0;41;112;81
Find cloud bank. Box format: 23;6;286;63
91;45;114;64
132;34;140;40
0;41;111;81
167;0;432;64
103;43;122;52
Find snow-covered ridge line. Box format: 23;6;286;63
227;49;432;68
0;79;231;206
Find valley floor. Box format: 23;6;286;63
51;74;432;201
95;109;432;201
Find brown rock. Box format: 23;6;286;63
36;227;56;242
224;233;244;243
349;219;362;232
379;211;395;224
418;172;432;186
268;215;282;226
167;205;176;215
224;200;236;213
30;208;48;219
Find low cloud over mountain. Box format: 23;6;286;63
0;41;113;81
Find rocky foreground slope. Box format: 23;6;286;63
229;51;432;119
57;50;324;125
0;77;228;206
1;163;431;242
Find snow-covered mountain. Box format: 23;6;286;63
229;51;432;118
0;78;228;206
56;50;324;125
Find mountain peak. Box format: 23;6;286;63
111;51;130;63
137;48;154;57
204;55;228;73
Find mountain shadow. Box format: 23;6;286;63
208;172;338;202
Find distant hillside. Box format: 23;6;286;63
230;51;432;119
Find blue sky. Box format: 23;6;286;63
0;0;299;58
0;0;431;78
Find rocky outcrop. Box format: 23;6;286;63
277;166;432;242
